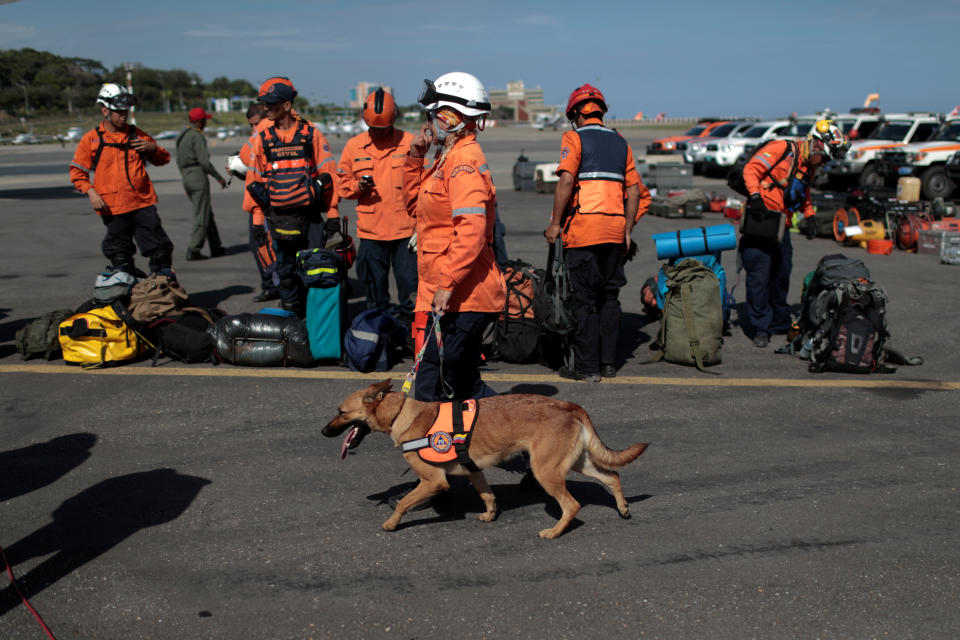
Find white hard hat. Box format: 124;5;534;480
225;154;248;179
97;83;135;111
418;72;491;118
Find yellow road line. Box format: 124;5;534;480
1;364;958;391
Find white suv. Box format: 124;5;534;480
684;121;753;170
875;117;960;200
702;120;806;173
826;112;941;188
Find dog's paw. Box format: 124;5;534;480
618;508;632;520
381;519;398;531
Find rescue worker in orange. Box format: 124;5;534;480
742;119;846;347
233;102;280;302
70;83;175;276
337;88;418;314
544;84;646;382
403;72;506;402
246;77;339;315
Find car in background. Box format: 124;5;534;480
947;151;960;186
12;133;37;144
154;130;179;140
825;112;941;188
875;116;960;199
647;120;730;155
684;121;753;172
64;126;83;142
701;120;801;173
830;108;883;142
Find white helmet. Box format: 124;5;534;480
418;72;491;118
809;118;848;160
97;83;135;111
225;154;248;179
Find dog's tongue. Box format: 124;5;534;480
340;426;359;460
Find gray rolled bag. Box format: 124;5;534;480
208;313;314;367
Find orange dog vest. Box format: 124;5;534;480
401;400;479;471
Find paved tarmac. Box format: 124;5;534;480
1;126;959;640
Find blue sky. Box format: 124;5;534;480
2;0;957;118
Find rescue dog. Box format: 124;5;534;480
321;380;649;539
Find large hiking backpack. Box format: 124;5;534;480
58;301;152;368
16;309;76;360
799;254;890;373
343;308;406;373
645;254;735;329
128;274;189;324
494;260;544;363
296;248;345;288
648;259;723;371
148;308;224;364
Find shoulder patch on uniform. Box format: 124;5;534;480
323;144;331;152
450;164;476;178
561;147;570;159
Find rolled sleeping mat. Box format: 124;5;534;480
209;313;314;367
651;224;737;261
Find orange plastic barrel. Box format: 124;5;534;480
867;239;894;255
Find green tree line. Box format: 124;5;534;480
0;48;258;116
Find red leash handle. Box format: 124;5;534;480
1;543;58;640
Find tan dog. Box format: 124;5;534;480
321;380;649;539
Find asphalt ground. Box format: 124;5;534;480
1;127;959;640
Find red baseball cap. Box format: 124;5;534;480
189;107;213;122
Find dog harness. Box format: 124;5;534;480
401;399;479;472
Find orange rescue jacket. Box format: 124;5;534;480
556;118;642;248
742;139;815;225
70;123;169;216
337;129;418;241
402;133;506;314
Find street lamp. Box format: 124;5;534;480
15;80;30;115
123;63;137;125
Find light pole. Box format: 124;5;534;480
123;63;137;125
15;81;30;116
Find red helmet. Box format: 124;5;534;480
258;77;297;104
566;83;607;120
362;87;398;128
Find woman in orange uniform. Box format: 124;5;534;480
402;72;506;401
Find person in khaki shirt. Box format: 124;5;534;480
176;107;227;261
337;88;418;314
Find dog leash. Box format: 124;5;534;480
1;543;58;639
401;311;454;399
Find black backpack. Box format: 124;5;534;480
726;139;796;197
494;260;544;363
817;300;884;373
149;308;224;364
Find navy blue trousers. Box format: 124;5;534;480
100;205;174;273
741;231;793;336
414;312;498;402
566;243;626;374
356;238;417;314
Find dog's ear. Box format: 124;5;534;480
362;379;392;407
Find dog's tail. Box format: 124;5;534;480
578;410;649;470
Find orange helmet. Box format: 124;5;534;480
566;83;607;120
258;77;297;104
362;87;398;128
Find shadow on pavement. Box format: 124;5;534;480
0;468;211;616
0;186;80;200
188;284;254;308
0;433;97;503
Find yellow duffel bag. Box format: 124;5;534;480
58;303;151;368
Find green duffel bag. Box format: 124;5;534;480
15;309;76;360
648;260;723;372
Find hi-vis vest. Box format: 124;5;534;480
573;124;628;217
401;400;479;471
260;123;320;209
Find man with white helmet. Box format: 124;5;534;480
402;71;506;402
741;118;847;347
337;87;418;314
70;83;175;276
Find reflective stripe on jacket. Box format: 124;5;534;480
336;129;417;241
69;124;169;216
402;133;506;314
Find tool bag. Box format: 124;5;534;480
343;307;407;373
58;301;152;368
16;309;76;360
128;274;189;324
648;259;723;372
494;260;544;364
209;312;314;367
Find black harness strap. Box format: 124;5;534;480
91;125;137;190
452;401;480;472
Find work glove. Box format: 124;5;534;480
252;224;268;247
324;218;344;249
803;217;817;240
407;232;418;254
622;239;638;263
324;218;342;236
747;193;766;221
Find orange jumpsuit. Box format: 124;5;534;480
743;139;815;228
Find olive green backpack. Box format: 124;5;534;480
648;260;723;372
15;309;76;360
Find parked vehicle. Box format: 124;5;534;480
875;117;960;200
12;133;37;144
701;120;799;173
647;120;730;155
825;112;941;188
684;121;753;171
948;151;960;187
